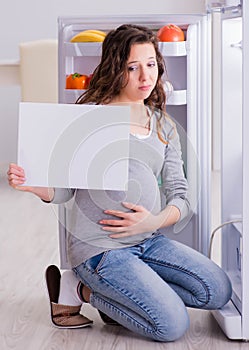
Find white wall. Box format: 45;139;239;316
0;0;207;165
0;0;207;60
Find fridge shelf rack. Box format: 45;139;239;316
63;88;187;105
158;41;187;56
64;42;103;57
64;41;187;57
166;89;187;105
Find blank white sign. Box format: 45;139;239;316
18;102;130;190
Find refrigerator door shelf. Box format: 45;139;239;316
207;0;241;12
63;88;187;106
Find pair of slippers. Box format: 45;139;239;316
45;265;119;328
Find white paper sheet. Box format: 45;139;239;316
18;102;130;190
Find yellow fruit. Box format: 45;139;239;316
82;29;106;37
70;30;106;43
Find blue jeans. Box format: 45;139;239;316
73;233;232;342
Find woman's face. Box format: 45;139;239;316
117;43;158;104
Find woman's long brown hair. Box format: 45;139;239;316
76;24;173;144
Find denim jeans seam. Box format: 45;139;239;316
94;293;158;336
73;266;92;290
91;274;159;334
143;258;210;307
95;251;110;273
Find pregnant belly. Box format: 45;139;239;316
74;167;161;224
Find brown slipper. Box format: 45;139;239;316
45;265;93;329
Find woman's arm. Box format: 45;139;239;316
160;124;190;222
99;201;180;239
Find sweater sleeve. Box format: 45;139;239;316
50;188;76;204
160;124;190;221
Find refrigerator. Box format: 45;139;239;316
57;0;248;340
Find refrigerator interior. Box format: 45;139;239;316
58;14;212;270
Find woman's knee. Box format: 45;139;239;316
193;252;232;309
150;304;190;342
182;251;233;310
203;264;232;309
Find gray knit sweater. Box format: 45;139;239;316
51;110;190;267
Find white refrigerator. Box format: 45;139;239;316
57;0;248;340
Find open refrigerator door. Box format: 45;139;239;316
207;0;249;341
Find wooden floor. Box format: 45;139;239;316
1;163;249;350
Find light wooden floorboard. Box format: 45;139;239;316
1;163;249;350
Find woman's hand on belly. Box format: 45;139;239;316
99;201;160;238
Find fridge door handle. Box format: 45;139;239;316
231;40;242;49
